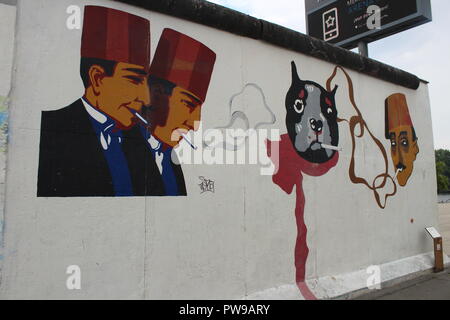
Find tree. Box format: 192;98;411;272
436;160;449;193
436;149;450;193
436;149;450;177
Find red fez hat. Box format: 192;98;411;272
149;28;216;102
81;6;150;70
385;93;413;139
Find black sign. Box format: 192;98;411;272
306;0;432;49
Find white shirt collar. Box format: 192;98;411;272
81;97;120;150
147;134;162;151
146;134;164;174
81;97;108;125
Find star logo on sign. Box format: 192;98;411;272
325;15;336;28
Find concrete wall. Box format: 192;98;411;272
0;0;441;299
0;0;16;266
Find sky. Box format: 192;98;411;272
206;0;450;150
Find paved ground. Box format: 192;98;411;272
355;270;450;300
355;204;450;300
438;204;450;255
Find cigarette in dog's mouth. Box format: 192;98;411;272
321;143;342;151
178;130;198;150
395;168;404;181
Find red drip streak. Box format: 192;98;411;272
267;135;339;300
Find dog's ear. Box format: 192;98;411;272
385;98;390;139
291;61;301;84
331;85;338;96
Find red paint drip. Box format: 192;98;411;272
298;282;317;300
266;135;339;300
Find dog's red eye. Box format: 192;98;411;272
325;97;332;106
299;90;305;99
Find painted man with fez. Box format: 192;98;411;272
37;6;151;197
385;93;419;187
141;28;216;196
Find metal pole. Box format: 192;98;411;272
358;41;369;58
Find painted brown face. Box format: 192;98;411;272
388;125;419;187
151;86;202;148
89;62;151;129
385;93;419;187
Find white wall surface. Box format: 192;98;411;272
0;2;16;97
0;0;439;299
0;1;16;267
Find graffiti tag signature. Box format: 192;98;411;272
199;176;215;194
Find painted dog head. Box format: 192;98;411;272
285;61;339;164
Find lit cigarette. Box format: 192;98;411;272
321;143;342;151
130;109;149;126
134;111;148;126
395;168;401;181
178;130;198;150
135;112;148;125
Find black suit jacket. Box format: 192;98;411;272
37;99;186;197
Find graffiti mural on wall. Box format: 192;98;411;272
0;95;6;261
37;6;216;197
267;62;420;299
142;28;216;196
0;96;8;153
326;66;419;208
385;93;419;187
286;62;339;163
203;83;276;152
267;62;340;300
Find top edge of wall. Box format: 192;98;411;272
0;0;17;6
113;0;421;90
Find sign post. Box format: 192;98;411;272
306;0;432;52
425;227;444;273
357;41;368;57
